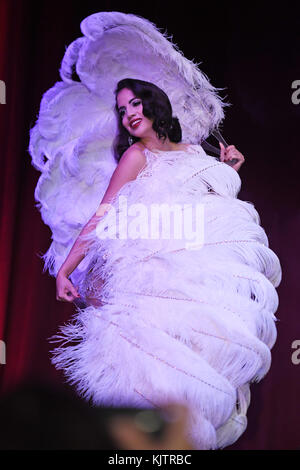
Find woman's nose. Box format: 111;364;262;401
127;111;136;120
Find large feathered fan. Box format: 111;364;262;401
28;11;229;288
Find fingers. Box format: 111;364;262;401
226;147;239;159
219;143;245;171
56;280;80;302
219;142;226;161
219;142;236;161
56;293;76;302
69;284;80;299
219;143;236;161
57;293;80;302
224;145;236;151
66;290;80;302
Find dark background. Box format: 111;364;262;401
0;0;299;449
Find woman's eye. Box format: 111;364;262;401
119;100;141;118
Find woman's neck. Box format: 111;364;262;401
139;135;183;152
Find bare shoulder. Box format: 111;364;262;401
120;142;146;163
115;142;146;175
96;144;147;213
110;143;146;182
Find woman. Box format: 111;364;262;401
56;78;245;304
30;12;281;449
53;78;280;450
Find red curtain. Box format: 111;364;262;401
0;0;299;450
0;0;74;392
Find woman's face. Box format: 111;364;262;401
116;88;154;138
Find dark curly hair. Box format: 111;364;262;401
113;78;182;162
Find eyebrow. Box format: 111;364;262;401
117;97;138;112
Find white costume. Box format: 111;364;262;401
29;12;282;449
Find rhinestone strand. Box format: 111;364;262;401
182;162;221;184
134;388;160;408
91;301;259;361
111;288;248;325
91;296;248;349
229;416;246;426
86;278;257;326
88;298;138;310
233;274;259;283
191;328;263;361
89;302;255;395
110;321;234;398
128;239;263;266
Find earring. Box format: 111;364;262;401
128;135;133;146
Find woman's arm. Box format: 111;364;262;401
57;146;146;279
57;213;101;278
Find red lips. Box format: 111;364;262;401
130;118;142;129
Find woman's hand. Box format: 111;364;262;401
56;271;80;303
219;142;245;172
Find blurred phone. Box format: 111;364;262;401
97;406;169;441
